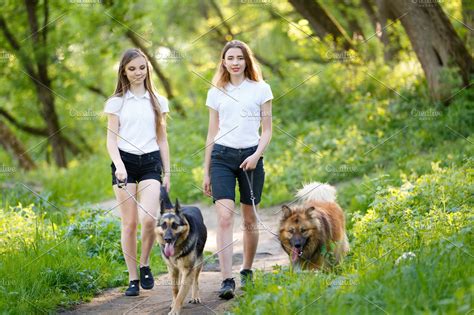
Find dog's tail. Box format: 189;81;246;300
296;182;336;203
160;186;174;210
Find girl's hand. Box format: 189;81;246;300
240;154;260;171
162;173;171;192
202;174;212;197
115;164;127;182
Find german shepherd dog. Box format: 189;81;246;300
279;182;349;270
155;189;207;315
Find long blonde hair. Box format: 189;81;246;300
112;48;165;134
212;40;262;88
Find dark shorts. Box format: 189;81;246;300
111;149;163;186
210;144;265;205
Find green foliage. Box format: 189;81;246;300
352;161;473;263
65;209;123;261
234;163;473;314
0;205;57;255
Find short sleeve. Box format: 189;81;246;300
104;97;123;116
260;82;273;105
157;95;170;113
206;88;219;110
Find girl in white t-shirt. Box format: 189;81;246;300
203;40;273;299
104;48;170;296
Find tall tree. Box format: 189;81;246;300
288;0;354;50
382;0;473;102
0;1;68;167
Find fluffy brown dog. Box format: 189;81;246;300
279;182;349;270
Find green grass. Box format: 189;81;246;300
0;204;168;314
234;227;472;314
233;162;473;314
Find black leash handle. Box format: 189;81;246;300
116;177;127;188
243;170;255;204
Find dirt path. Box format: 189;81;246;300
63;201;288;315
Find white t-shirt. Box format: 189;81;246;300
104;90;169;155
206;79;273;149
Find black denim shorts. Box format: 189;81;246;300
210;143;265;205
111;149;163;186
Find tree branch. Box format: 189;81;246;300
58;63;108;98
0;107;48;136
0;107;89;154
0;15;38;80
125;30;186;117
208;0;283;78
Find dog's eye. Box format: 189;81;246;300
289;228;295;234
171;222;178;229
161;222;167;229
300;228;306;233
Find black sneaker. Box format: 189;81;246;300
125;280;139;296
240;269;253;288
218;278;235;300
140;266;154;290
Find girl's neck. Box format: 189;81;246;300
129;84;146;97
229;74;246;86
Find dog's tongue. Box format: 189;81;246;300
164;243;175;257
292;247;299;262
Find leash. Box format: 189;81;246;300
116;178;158;221
243;170;280;238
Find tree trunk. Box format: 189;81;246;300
288;0;354;50
0;119;36;171
35;83;67;167
25;0;67;167
383;0;474;102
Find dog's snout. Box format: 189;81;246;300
164;229;173;243
291;236;305;249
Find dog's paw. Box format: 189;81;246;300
188;297;201;304
168;308;180;315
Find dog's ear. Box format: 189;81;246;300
174;198;181;215
305;206;315;217
281;205;293;219
160;198;166;215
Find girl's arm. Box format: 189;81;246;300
157;115;171;192
240;100;272;170
106;114;127;181
203;108;219;196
